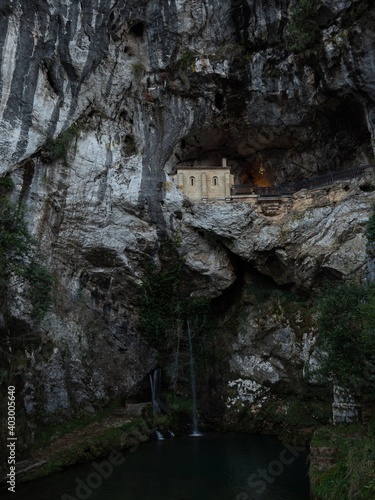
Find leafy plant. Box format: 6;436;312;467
341;0;371;29
177;51;195;70
311;422;375;499
42;125;79;164
132;61;145;81
0;177;53;323
139;238;184;350
286;0;321;53
315;281;375;394
139;237;217;378
24;262;54;322
365;207;375;244
33;402;119;450
166;393;193;413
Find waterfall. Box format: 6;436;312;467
149;369;175;440
155;430;164;441
187;320;202;436
149;368;161;414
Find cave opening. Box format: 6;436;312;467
215;93;224;110
129;22;145;38
170;94;373;194
321;97;373;170
170;126;278;188
327;98;369;140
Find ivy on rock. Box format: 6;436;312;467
0;176;53;324
138;237;216;370
286;0;321;53
315;281;375;396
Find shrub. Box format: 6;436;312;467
365;207;375;244
138;237;216;368
43;125;79;164
132;62;145;81
342;1;371;29
311;423;375;499
315;281;375;394
139;238;184;350
286;0;321;53
177;51;195;70
0;177;53;323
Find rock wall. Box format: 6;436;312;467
0;0;375;441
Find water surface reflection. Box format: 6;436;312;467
0;433;309;500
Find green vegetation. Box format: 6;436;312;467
0;176;53;468
365;206;375;244
166;393;193;414
172;51;196;91
177;51;195;70
246;279;279;301
342;0;371;29
245;228;375;395
139;237;218;390
0;176;53;323
245;277;312;339
132;61;145;81
286;0;321;53
139;237;185;350
245;274;307;304
243;51;254;62
24;262;53;322
0;5;13;16
315;281;375;395
19;417;149;484
123;134;137;156
33;403;119;450
311;422;375;499
139;237;215;352
162;393;197;427
258;396;331;429
43;125;79;164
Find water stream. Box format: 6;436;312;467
149;367;161;414
187;319;201;436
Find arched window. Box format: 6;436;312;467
190;176;195;186
213;176;218;186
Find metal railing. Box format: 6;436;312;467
231;164;375;198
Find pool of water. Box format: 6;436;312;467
0;433;310;500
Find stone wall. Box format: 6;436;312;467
174;168;233;200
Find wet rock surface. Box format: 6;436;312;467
0;0;374;440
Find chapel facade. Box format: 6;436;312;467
172;158;234;201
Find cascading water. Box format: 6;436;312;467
187;320;202;436
149;368;175;440
155;430;164;441
149;367;161;414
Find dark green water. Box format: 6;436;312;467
1;433;310;500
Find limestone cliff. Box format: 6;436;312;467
0;0;375;447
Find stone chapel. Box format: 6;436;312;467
172;158;234;201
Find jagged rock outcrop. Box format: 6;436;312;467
0;0;375;438
173;175;375;432
179;177;375;288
